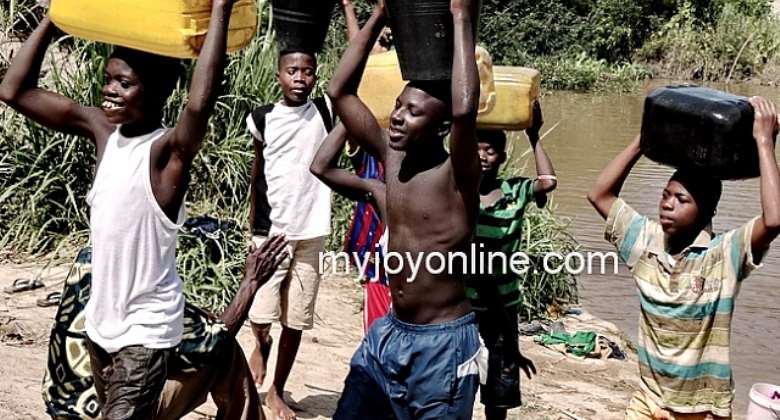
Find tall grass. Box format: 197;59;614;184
177;224;247;312
0;37;104;252
1;0;44;40
501;136;580;320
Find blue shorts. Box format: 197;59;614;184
334;312;485;420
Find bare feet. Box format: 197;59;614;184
249;335;272;388
265;386;297;420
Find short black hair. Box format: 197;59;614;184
476;129;507;152
669;169;722;223
406;80;452;113
109;47;184;102
277;50;317;69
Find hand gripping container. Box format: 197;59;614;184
49;0;258;58
357;50;540;130
640;85;767;180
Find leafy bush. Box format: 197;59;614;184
477;0;778;88
533;52;651;92
478;0;671;64
636;1;780;81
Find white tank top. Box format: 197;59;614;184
85;127;185;352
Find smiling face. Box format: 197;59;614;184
101;57;147;125
387;85;448;151
659;179;701;236
277;52;317;107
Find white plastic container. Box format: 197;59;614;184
747;383;780;420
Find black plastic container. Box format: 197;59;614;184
640;85;763;180
386;0;479;81
272;0;337;54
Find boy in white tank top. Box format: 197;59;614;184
0;1;257;418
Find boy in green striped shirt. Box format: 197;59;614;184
588;96;780;419
466;101;558;420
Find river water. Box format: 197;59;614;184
511;80;780;414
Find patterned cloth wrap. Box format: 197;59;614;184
42;247;229;419
343;151;387;285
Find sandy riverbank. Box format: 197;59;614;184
0;260;689;420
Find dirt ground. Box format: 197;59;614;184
0;260;671;420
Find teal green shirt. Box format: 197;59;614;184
466;177;537;311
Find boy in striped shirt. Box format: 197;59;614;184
466;101;557;420
587;96;780;419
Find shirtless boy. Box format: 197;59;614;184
327;0;485;418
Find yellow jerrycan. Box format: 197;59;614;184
357;49;540;130
50;0;258;58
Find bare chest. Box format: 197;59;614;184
385;162;472;251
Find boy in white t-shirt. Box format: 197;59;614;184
245;49;334;420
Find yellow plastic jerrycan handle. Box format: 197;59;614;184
475;45;497;115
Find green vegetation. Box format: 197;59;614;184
479;0;780;89
501;139;580;320
0;39;103;252
177;225;247;312
517;204;580;320
637;1;780;82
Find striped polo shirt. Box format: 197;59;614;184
605;198;763;417
466;177;537;311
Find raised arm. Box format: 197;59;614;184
0;17;107;141
326;3;388;162
220;235;288;337
310;123;387;218
165;0;235;161
587;135;642;219
342;0;360;41
527;101;557;197
747;96;780;257
150;0;235;220
448;0;480;193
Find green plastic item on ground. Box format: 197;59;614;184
535;331;597;357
